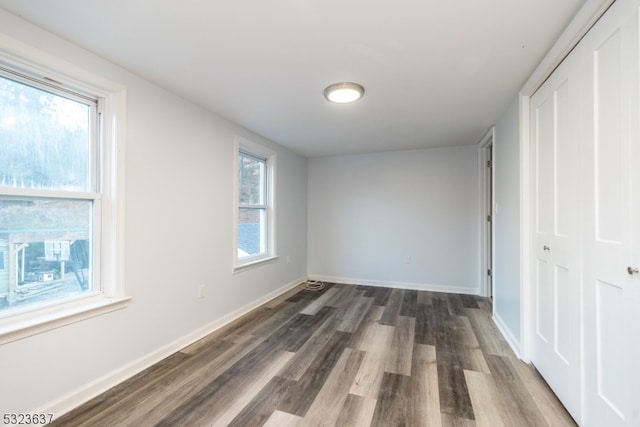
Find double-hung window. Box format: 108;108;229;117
234;138;276;269
0;46;127;343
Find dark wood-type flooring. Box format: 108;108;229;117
53;283;577;426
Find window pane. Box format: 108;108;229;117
0;75;92;192
239;154;265;205
237;207;266;258
0;198;92;311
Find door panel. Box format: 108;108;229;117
534;98;553;236
535;258;551;343
531;2;640;425
595;279;625;417
530;54;581;420
579;1;640;424
630;2;640;426
594;29;624;244
591;29;627;419
554;265;572;364
554;79;572;238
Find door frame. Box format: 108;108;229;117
478;127;495;300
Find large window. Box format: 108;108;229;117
0;46;127;343
234;138;276;269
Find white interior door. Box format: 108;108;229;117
580;1;640;424
530;53;582;421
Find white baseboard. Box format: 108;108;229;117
493;311;522;359
308;274;481;295
38;275;306;419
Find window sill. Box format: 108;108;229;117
0;295;131;346
233;255;278;273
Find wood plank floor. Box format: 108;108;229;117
52;283;577;427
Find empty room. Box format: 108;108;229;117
0;0;638;426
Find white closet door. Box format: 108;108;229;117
580;0;640;425
530;53;582;420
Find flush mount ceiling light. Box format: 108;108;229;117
323;82;365;104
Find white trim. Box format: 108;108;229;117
0;296;130;346
518;0;612;362
477;127;495;299
0;187;101;200
233;137;277;272
0;34;128;344
232;255;279;272
521;0;616;96
308;274;481;295
519;94;532;363
0;34;126;98
35;275;306;420
493;311;522;358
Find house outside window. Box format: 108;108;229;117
234;137;276;270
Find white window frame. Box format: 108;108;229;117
0;36;129;345
233;137;277;271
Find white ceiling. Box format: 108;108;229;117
0;0;584;157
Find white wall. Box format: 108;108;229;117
0;10;308;413
308;146;479;293
492;96;521;351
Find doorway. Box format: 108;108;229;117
478;128;494;300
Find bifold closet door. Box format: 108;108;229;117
579;0;640;424
529;50;582;420
531;0;640;425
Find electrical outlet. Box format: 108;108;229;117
404;256;412;264
198;284;206;299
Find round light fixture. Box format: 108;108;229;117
323;82;365;103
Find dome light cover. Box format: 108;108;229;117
323;82;365;103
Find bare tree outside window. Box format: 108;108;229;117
237;152;267;258
0;74;95;310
